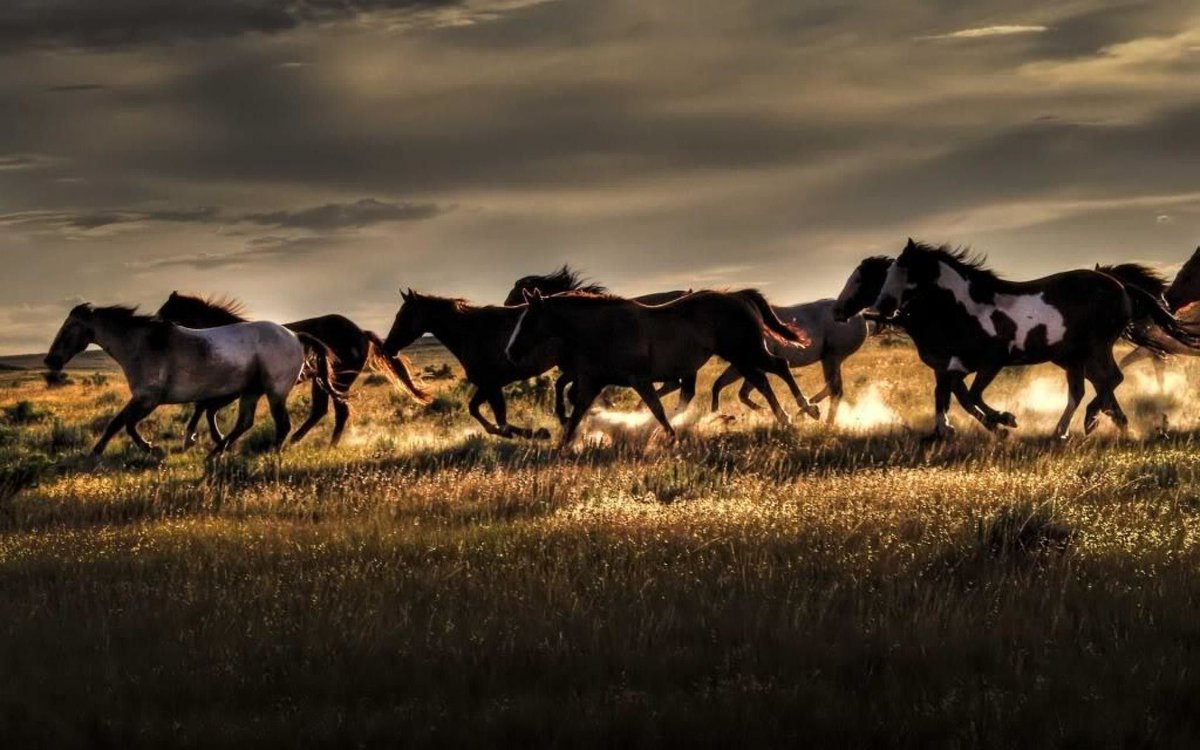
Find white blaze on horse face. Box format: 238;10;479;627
506;308;528;360
875;263;912;311
935;262;1066;351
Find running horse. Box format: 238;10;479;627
505;265;856;421
382;290;556;439
1096;252;1200;388
844;239;1200;439
504;289;810;446
44;304;340;458
156;293;429;448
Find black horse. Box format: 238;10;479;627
1098;259;1200;388
382;290;557;439
505;289;808;446
841;239;1200;439
156;293;429;447
504;265;834;421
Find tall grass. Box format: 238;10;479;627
1;339;1199;745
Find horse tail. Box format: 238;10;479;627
736;289;810;347
363;330;432;403
295;332;347;404
1119;284;1200;355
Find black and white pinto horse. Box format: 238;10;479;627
848;239;1200;439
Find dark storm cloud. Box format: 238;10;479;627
801;103;1200;233
0;199;446;236
242;198;446;230
44;83;107;93
130;235;339;271
0;0;457;52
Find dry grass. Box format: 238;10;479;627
2;339;1200;746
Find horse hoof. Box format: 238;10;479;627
999;412;1018;429
182;434;198;450
534;427;552;440
1084;418;1098;435
804;404;821;420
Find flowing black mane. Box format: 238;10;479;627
1095;263;1169;298
161;292;249;324
911;241;994;276
505;264;608;304
87;304;168;329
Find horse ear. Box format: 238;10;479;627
169;290;178;298
522;288;534;303
905;237;916;249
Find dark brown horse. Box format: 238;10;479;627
505;289;809;445
1097;259;1200;388
156;293;428;447
381;290;554;439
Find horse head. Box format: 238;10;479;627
44;303;96;370
833;256;893;322
505;289;550;363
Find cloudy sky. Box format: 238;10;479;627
1;0;1198;353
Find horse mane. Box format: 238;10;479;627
1095;263;1169;298
516;265;608;295
543;290;625;302
167;292;249;322
1166;246;1200;310
87;305;174;345
906;241;1009;291
410;292;481;314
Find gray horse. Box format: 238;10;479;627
708;299;868;423
44;303;340;458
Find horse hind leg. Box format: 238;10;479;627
209;393;261;459
1086;355;1127;435
741;367;791;427
736;381;763;411
123;397;163;455
268;393;292;450
632;379;678;440
289;379;329;445
819;357;844;425
768;352;818;420
710;364;744;412
1057;367;1086;439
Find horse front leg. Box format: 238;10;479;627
123;396;163;456
467;388;507;437
930;370;955;440
561;377;601;448
486;390;546;439
554;373;573;425
631;378;677;441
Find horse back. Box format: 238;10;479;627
286;314;368;365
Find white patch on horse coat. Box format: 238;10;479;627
948;356;967;373
935;262;1066;351
506;308;528;359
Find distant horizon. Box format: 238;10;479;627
2;0;1198;354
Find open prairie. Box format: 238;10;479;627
2;337;1199;746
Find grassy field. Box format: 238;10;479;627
2;335;1200;747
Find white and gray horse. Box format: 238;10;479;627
44;304;340;458
707;299;869;423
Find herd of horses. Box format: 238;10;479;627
41;240;1200;459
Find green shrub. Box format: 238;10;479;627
3;400;50;425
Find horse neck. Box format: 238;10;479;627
89;318;149;370
420;303;476;353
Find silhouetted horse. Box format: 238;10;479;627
505;290;808;446
45;304;339;458
382;290;555;439
505;266;840;421
1097;260;1200;388
156;293;428;448
857;239;1200;439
